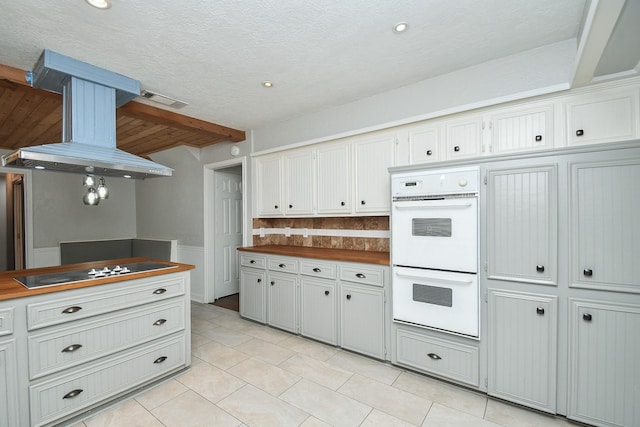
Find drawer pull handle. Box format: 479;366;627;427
63;389;83;399
576;129;584;137
313;268;321;272
453;145;460;152
274;205;279;209
324;290;330;296
427;353;442;360
250;260;256;264
62;306;82;314
361;200;366;205
341;201;346;206
61;344;83;353
536;307;545;315
583;268;593;277
426;150;432;156
536;265;545;273
154;356;168;364
583;313;592;322
278;263;286;268
355;273;366;279
153;288;167;295
535;135;542;142
346;294;351;300
289;204;293;208
257;278;262;283
270;281;275;286
153;319;167;326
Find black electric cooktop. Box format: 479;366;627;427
14;261;178;289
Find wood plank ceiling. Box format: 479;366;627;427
0;64;245;158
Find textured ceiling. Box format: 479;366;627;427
0;0;633;133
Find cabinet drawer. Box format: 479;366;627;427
26;276;185;331
268;256;299;274
28;299;185;379
396;329;479;386
300;260;337;279
340;264;385;287
240;253;267;269
29;335;186;427
0;307;14;336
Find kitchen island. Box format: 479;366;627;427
0;258;194;427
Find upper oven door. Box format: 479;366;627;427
392;197;478;273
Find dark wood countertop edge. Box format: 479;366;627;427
0;257;195;302
238;246;390;266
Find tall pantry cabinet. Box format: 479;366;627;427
483;143;640;426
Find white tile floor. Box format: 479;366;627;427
72;302;581;427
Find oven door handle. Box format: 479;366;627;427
393;201;473;209
395;271;474;285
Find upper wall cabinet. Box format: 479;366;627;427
444;115;483;160
255;154;283;216
283;149;314;216
489;103;554;154
565;88;639;147
353;132;396;214
316;142;351;215
407;122;441;164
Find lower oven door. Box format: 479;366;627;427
393;266;479;337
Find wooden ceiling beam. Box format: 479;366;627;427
0;64;30;87
117;101;246;143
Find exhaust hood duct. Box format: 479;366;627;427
1;49;173;179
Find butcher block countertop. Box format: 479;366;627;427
238;245;390;266
0;257;195;301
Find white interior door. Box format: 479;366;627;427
214;170;243;299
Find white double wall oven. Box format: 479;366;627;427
391;166;480;338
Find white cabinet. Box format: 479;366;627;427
283;149;314;216
408;122;441;164
239;267;266;323
0;338;19;427
488;290;557;413
316;142;351;214
444;115;483;160
266;255;298;333
570;159;640;293
490;103;554;154
487;165;557;284
353;132;395;213
340;282;385;359
300;277;337;345
565;89;639;146
255;155;283;216
568;299;640;426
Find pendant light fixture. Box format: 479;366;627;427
82;174;109;205
97;177;109;199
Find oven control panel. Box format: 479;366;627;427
392;166;479;198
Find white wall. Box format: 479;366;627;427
252;40;576;152
31;170;137;248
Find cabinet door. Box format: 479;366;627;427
568;300;640;426
490;104;554;154
488;290;557;413
284;149;314;215
353;132;395;214
340;283;385;359
408;123;440;164
300;277;337;345
316;142;351;214
571;159;640;293
255;155;283;216
487;165;557;284
0;339;19;427
444;116;483;160
267;272;297;333
239;268;266;323
566;89;638;146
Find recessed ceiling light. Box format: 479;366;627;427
262;81;273;88
34;165;45;170
85;0;111;10
393;22;409;33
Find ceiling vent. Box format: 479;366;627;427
140;90;188;109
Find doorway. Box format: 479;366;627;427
0;172;25;271
203;157;248;303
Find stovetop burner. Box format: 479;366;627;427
14;261;178;289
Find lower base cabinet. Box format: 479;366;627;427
488;289;557;413
300;277;337;345
267;272;297;333
239;268;266;323
568;299;640;427
0;338;19;427
340;282;385;359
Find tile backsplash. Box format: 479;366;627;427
252;217;389;252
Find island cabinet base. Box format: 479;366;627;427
0;270;192;427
